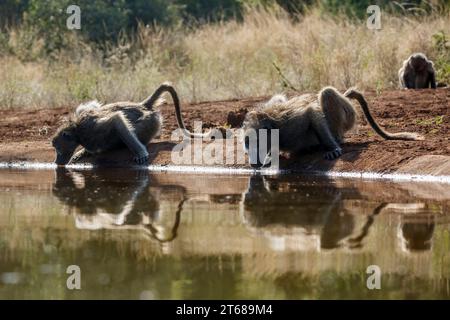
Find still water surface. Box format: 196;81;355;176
0;168;449;299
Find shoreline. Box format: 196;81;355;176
1;161;450;184
0;88;449;180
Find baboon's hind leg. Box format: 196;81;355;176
320;88;351;143
309;114;342;160
315;89;348;160
112;112;149;165
429;71;437;89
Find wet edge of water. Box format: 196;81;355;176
1;161;450;184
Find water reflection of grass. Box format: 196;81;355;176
0;191;449;299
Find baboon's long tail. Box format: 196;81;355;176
344;89;424;141
142;83;211;139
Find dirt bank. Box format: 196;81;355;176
0;88;449;176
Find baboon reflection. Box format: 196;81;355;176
368;203;438;252
52;168;186;243
241;176;437;251
241;175;358;250
401;221;435;251
396;206;436;252
52;169;441;251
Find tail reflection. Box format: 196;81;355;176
348;203;388;249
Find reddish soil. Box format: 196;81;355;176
0;88;449;174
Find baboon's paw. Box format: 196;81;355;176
134;153;149;165
324;147;342;160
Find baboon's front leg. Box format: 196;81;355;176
429;71;437;89
311;117;342;160
112;113;149;165
405;74;415;89
69;148;90;164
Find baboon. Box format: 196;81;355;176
52;83;208;165
243;86;423;167
53;168;185;243
400;220;435;251
398;53;437;89
240;175;357;250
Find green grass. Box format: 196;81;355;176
417;115;445;126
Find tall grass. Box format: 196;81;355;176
0;8;449;109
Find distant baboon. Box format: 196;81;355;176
52;83;209;165
243;87;423;167
398;53;437;89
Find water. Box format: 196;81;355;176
0;168;449;299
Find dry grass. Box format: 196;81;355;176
0;8;449;109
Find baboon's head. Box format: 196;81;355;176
52;124;78;166
242;111;275;168
401;222;434;252
409;53;428;71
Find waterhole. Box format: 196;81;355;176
0;168;449;299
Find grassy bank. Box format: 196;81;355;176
0;8;449;109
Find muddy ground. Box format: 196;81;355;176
0;88;449;175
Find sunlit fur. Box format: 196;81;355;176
243;86;423;167
75;100;102;116
52;83;202;166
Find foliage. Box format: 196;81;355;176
0;1;450;108
432;31;450;85
176;0;243;23
2;1;450;50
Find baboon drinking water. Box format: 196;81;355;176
398;53;437;89
242;87;424;168
52;83;208;165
